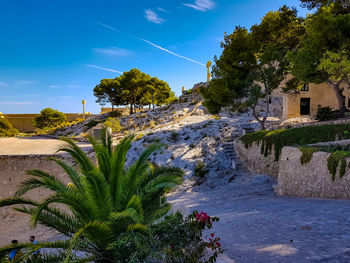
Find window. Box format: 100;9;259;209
301;84;309;91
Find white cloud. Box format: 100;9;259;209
157;7;169;13
67;85;84;88
86;64;123;74
48;85;60;89
0;101;33;105
183;0;215;11
93;47;132;56
0;81;8;87
14;80;36;86
144;9;165;24
90;20;205;67
136;37;205;66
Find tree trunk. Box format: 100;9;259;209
111;104;114;111
130;104;133;115
252;104;266;130
149;104;151;109
326;79;346;115
152;104;155;110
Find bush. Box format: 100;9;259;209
170;131;179;141
316;107;336;121
85;119;103;129
149;211;223;262
33;108;66;129
194;161;209;178
104;117;122;133
108;110;122;118
0;118;18;137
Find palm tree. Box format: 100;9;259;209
0;130;183;262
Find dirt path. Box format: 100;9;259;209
168;173;350;263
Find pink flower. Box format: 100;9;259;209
195;211;210;224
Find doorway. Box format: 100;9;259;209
300;98;311;115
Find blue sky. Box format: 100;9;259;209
0;0;307;114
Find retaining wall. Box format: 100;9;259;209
0;154;77;245
275;147;350;199
234;140;279;179
235;140;350;199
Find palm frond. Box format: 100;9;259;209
58;137;94;176
110;135;134;209
49;157;83;191
15;170;68;197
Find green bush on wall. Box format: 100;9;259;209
241;124;350;161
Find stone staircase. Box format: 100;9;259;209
222;142;246;171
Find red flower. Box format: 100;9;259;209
211;233;215;237
195;211;210;224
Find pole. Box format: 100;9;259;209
82;100;86;120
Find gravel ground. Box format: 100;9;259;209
168;172;350;263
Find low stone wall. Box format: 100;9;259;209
235;140;350;199
0;154;76;245
2;113;95;132
275;147;350;199
234;140;279;178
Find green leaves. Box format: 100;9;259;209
33;108;67;129
93;69;177;114
0;129;183;262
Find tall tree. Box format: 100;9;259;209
202;6;304;129
288;5;350;114
300;0;350;14
93;69;175;115
119;69;151;114
143;77;175;109
93;78;123;111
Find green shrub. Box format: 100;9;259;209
194;161;209;178
299;147;318;165
170;131;179;141
316;107;336;121
108;110;122;118
104;117;122;133
33;108;66;129
85;119;103;129
327;151;350;180
149;211;223;262
0;118;18;137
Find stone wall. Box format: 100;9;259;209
234;140;279;178
2;113;95;132
235;140;350;199
0;154;76;245
275;147;350;199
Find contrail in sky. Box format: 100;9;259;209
89;19;206;67
86;64;123;74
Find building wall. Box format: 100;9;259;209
283;82;350;119
1;113;89;133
